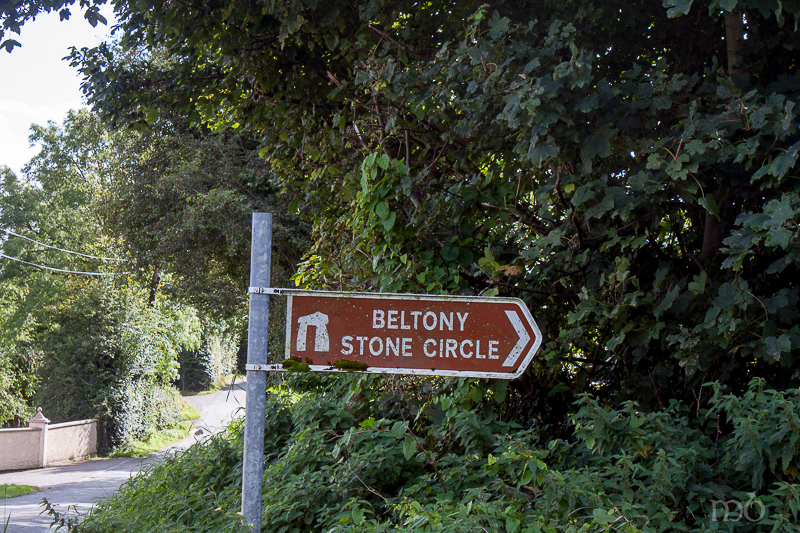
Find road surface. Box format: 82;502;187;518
0;378;247;532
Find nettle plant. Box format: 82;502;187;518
74;374;800;533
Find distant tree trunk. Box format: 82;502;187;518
149;270;161;307
700;11;748;263
725;10;748;86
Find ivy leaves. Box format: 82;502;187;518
361;152;400;231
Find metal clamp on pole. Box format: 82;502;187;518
245;364;284;372
249;287;282;295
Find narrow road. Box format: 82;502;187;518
176;378;247;447
0;378;247;532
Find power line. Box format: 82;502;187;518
0;228;129;262
0;252;133;277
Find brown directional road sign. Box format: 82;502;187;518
264;289;542;379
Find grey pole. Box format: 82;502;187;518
241;213;272;532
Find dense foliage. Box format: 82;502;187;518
11;0;792;410
97;113;309;319
0;112;248;447
0;112;197;443
2;0;800;530
73;375;800;532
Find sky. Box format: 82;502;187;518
0;6;115;175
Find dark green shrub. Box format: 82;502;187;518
77;377;800;532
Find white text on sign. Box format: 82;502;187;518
371;309;469;331
338;309;499;359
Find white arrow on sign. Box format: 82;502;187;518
502;310;531;367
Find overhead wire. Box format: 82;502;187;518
0;227;129;262
0;252;133;276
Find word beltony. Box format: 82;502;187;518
334;309;500;359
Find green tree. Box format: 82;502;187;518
0;111;202;445
0;109;122;426
98;113;309;320
6;0;800;454
7;2;800;529
0;168;37;426
40;0;797;411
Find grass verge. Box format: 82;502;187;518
1;484;39;499
107;399;201;458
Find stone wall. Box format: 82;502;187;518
0;427;42;471
0;409;98;471
46;419;98;465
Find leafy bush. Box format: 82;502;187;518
0;352;34;427
105;381;183;446
26;278;202;449
200;328;239;388
76;376;799;532
178;321;242;392
80;420;250;532
0;278;36;427
712;380;800;493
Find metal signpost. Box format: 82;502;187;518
241;213;271;532
241;214;542;531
